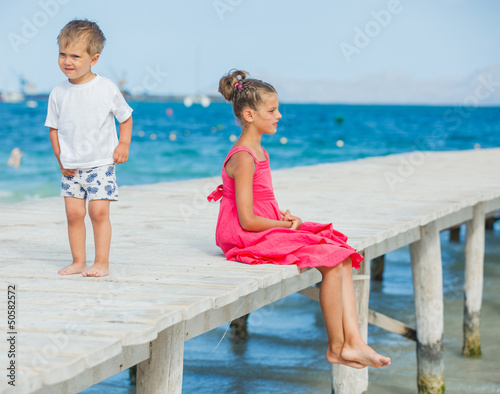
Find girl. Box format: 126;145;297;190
208;70;390;369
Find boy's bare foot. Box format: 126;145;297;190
326;347;366;369
82;263;109;277
341;343;391;368
58;262;87;275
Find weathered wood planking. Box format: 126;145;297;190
0;148;499;393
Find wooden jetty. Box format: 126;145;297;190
1;148;499;393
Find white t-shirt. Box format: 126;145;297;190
45;75;133;168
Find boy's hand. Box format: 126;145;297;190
61;168;76;177
113;142;129;164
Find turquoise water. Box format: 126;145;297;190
1;101;500;202
2;101;499;392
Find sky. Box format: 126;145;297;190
1;0;500;104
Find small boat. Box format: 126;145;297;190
0;90;24;103
183;94;211;108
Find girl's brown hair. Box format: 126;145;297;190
218;70;277;125
57;19;106;55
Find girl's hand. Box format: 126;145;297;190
61;168;76;177
280;209;290;221
289;215;302;230
280;209;302;230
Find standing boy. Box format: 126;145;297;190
45;19;133;277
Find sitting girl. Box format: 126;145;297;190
208;70;390;369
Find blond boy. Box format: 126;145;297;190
45;20;133;277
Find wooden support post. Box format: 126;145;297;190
230;314;249;340
137;322;185;394
371;255;385;281
485;217;495;230
485;212;499;230
463;203;485;357
409;222;445;394
449;226;461;242
129;365;137;385
332;254;370;394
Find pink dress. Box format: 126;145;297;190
207;147;363;270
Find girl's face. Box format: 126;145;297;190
251;93;282;135
58;40;99;85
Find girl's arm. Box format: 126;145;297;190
228;151;294;232
49;128;75;177
113;116;133;164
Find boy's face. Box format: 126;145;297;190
58;40;99;84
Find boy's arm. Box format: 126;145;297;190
113;116;133;164
49;128;75;177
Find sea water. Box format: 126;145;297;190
1;101;500;203
1;101;499;393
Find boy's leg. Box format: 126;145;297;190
338;258;391;368
59;196;87;275
83;199;111;277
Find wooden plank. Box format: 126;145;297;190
14;291;212;321
0;334;123;389
368;310;416;341
0;332;122;370
1;319;158;347
34;344;150;394
0;278;252;311
185;269;321;340
0;269;261;300
483;198;500;214
7;351;85;386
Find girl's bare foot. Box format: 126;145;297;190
341;343;391;368
82;263;109;277
326;347;366;369
58;262;87;275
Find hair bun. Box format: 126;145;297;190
218;69;247;101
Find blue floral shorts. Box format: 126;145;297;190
60;164;119;201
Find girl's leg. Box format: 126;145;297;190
316;264;365;369
83;199;111;277
338;258;391;368
59;197;87;275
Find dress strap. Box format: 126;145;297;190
261;147;269;161
223;146;260;167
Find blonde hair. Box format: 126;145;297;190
218;70;277;124
57;19;106;55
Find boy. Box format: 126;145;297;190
45;19;133;277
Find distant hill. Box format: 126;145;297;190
254;66;500;105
